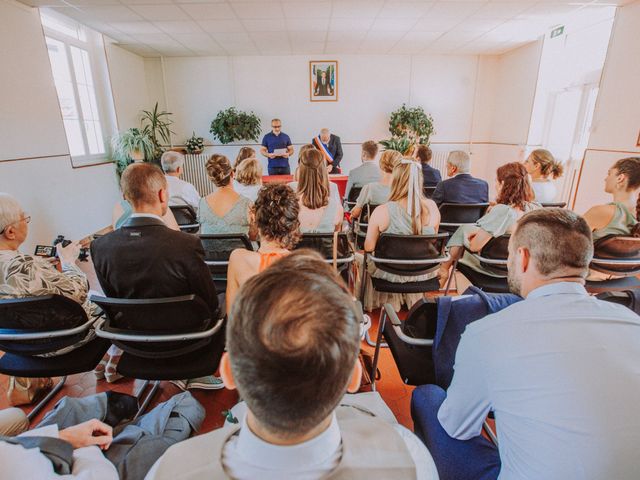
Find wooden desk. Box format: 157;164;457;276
262;175;349;199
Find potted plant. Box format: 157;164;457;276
111;128;155;175
185;132;205;154
141;102;174;161
210;107;262;144
380;104;435;154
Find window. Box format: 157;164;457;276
42;11;115;166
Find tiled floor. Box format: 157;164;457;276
0;307;419;433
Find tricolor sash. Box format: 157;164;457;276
313;135;334;165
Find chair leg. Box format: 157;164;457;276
483;419;499;446
27;376;67;421
364;329;388;348
134;380;161;420
443;259;458;296
370;308;387;392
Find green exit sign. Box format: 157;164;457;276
551;25;565;38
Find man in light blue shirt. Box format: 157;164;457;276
412;208;640;480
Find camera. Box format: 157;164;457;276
34;235;89;262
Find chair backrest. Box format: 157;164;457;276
477;234;510;272
169;205;199;233
540;202;567;208
354;203;381;250
91;294;215;358
439;203;490;224
373;233;449;276
200;234;254;288
0;295;89;356
423;186;436;199
295;232;352;260
596;290;640;315
347;186;362;203
591;235;640;275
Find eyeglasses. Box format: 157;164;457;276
272;125;282;129
0;215;31;235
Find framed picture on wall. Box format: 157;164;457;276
637;130;640;147
309;61;338;102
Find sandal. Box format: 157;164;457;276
105;356;123;383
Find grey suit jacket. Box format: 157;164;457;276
345;162;381;200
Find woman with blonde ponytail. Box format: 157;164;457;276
524;149;564;203
360;158;440;311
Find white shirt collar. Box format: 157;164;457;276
527;281;588;300
130;213;164;222
362;160;377;164
234;413;341;470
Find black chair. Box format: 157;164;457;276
423;186;436;199
454;235;510;293
200;234;254;291
586;235;640;293
438;203;490;235
344;186;363;212
91;294;225;417
596;290;640;315
0;295;110;420
295;232;356;288
353;203;380;250
540;202;567;208
170;205;199;233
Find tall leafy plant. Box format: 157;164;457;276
111;128;155;176
381;104;435;155
141;102;174;160
210;107;262;144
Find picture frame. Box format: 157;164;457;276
637;130;640;147
309;60;338;102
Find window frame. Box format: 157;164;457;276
42;11;116;167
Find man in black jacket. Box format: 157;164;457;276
312;128;343;173
91;163;222;390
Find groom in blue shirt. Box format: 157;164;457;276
260;118;294;175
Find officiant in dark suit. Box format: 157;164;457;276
311;128;343;173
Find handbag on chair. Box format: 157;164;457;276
7;376;53;406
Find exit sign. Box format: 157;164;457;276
550;25;565;38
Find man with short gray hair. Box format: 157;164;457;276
160;151;200;210
312;128;343;173
431;150;488;205
412;208;640;479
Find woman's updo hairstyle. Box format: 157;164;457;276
253;183;301;250
206;154;233;187
379;150;402;174
496;162;535;210
612;157;640;237
529;149;564;179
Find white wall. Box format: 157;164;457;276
572;0;640;213
0;0;120;251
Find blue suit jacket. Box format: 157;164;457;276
432;173;489;205
422;164;442;187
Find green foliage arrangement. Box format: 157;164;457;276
388;104;435;145
141;102;174;160
185;132;205;154
210;107;262;144
111;128;155;176
379;137;413;155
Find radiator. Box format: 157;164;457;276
431;150;449;176
183;154;215;197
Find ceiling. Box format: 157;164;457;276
24;0;625;57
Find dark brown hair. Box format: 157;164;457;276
228;250;360;437
512;208;593;277
121;163;167;207
297;148;329;209
361;140;379;159
496;162;535;210
234;147;256;170
415;144;433;165
206;154;232;187
253;183;301;249
529;149;563;179
612;157;640;236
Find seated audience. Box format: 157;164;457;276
361;159;441;311
431;150;488;205
91;163;222;390
198;154;253;235
345;140;381;199
351;149;402;219
523;148;563;203
0;391;203;480
441;162;539;290
583;157;640;240
232;157;262;202
233;146;256;170
0;193;99;355
160;151;200;210
225;183;300;314
147;251;438;479
412;208;640;480
294;148;343;233
415;144;441;187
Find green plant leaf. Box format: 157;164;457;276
210;107;262;144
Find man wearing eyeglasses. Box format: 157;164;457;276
260;118;294;176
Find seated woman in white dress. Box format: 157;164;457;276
441;162;540;291
232;157;262;202
523;149;563;203
360;159;441;311
198;154;253;235
351;150;402;219
295;148;343;233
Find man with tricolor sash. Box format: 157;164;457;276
312;128;343;173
